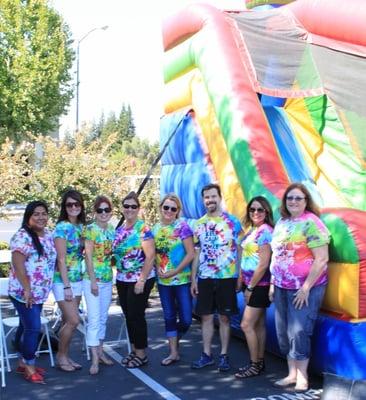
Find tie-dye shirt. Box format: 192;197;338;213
270;211;330;289
9;228;57;304
241;223;273;286
153;219;193;286
53;221;84;283
194;212;242;279
113;219;155;282
83;222;115;283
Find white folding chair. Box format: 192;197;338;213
0;277;55;385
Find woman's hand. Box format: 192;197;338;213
244;288;252;304
293;287;310;309
64;287;73;302
24;288;33;308
191;281;198;297
268;284;274;302
91;281;99;297
134;280;145;295
158;268;176;279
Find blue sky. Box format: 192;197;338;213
51;0;245;142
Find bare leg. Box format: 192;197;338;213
98;342;113;365
218;314;231;355
295;359;309;390
161;336;180;365
56;299;80;371
275;358;297;386
89;346;99;375
256;310;266;360
241;306;264;362
201;314;214;356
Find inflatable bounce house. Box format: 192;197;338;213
160;0;365;382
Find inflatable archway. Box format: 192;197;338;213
160;0;366;380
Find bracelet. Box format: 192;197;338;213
138;278;146;283
246;285;254;292
63;286;71;290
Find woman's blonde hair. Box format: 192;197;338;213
159;193;182;219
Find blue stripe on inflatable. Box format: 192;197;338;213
160;111;207;165
264;106;312;182
160;112;212;219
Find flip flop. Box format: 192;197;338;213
161;357;180;366
57;363;76;372
69;360;82;370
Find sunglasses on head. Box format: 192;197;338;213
96;207;112;214
66;202;81;209
162;205;178;212
249;207;265;214
123;204;138;209
286;196;305;202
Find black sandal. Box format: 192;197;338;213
121;351;136;366
125;355;148;369
235;361;261;379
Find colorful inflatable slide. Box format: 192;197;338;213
160;0;366;380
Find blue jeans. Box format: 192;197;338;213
158;283;192;338
274;285;326;360
10;297;43;365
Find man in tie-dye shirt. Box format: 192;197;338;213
191;183;242;372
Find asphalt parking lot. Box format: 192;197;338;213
1;293;323;400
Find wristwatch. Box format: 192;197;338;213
246;285;254;292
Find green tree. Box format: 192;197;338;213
0;0;74;143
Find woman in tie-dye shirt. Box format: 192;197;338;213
235;196;274;379
153;193;194;366
270;183;330;392
9;201;56;384
113;192;155;369
83;195;115;374
53;189;85;372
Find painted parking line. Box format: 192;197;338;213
76;323;180;399
103;345;182;400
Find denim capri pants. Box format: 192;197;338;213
274;284;326;360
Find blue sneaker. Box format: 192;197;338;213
218;354;230;372
191;352;215;369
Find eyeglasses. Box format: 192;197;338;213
162;205;178;212
286;196;306;202
123;204;138;210
66;202;81;209
249;207;265;214
96;207;112;214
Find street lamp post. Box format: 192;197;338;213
75;25;108;132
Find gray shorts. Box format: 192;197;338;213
274;284;326;360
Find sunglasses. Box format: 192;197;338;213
286;196;306;202
162;205;178;212
123;204;138;210
249;207;265;214
96;207;112;214
66;202;81;209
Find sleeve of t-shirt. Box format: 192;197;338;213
257;225;272;247
193;219;201;248
306;216;330;248
83;224;95;242
232;216;243;245
141;224;154;241
10;230;32;257
179;220;193;241
53;222;68;240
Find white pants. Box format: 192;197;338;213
83;280;112;347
